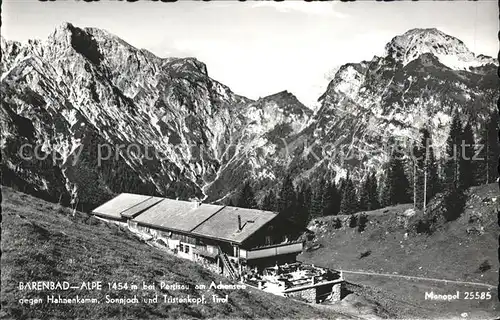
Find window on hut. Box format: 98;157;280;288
265;235;272;245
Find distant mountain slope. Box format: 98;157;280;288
1;23;311;208
385;28;497;70
203;90;312;202
287;28;498;182
1;187;342;319
1;25;497;207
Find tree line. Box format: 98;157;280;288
232;111;499;226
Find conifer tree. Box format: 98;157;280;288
412;130;425;210
359;173;380;211
337;177;345;205
486;111;499;183
358;176;370;211
392;152;411;204
476;125;488;185
412;128;439;211
296;183;312;228
368;172;381;210
477;111;499;184
384;148;411;206
237;181;257;209
321;181;334;216
359;174;376;211
442;112;467;221
460;120;475;189
379;165;391;208
333;179;342;214
358;213;368;232
445;112;463;187
332;217;342;229
304;184;312;209
261;190;277;211
348;214;358;228
339;173;358;215
426;136;440;200
322;179;340;216
443;167;467;222
310;179;325;218
278;174;297;220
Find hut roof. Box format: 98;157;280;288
92;193;152;220
133;200;223;233
121;196;164;218
94;194;278;244
191;206;278;244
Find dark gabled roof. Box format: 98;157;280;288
132;200;223;233
94;193;279;244
92;193;153;220
191;206;278;244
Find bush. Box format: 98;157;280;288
332;218;342;229
442;186;467;222
477;260;491;273
415;219;433;235
349;215;358;228
468;215;479;224
57;206;69;215
357;214;368;232
359;250;371;259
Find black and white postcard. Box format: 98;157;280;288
1;1;499;319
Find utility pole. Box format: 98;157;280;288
413;161;417;210
423;167;427;214
423;140;428;214
485;142;489;184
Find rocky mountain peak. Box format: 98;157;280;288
259;90;313;116
48;22;74;44
1;37;23;75
262;90;295;104
384;28;496;71
1;23;318;206
2;24;497;208
42;22;104;66
164;57;209;76
385;28;472;64
302;27;498;185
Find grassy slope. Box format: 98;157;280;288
300;183;500;319
1;187;343;320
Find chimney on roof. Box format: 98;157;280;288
238;215;242;231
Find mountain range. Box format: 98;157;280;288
1;23;498;209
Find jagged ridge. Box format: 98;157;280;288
1;25;497;207
1;23;312;208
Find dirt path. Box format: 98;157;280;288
339;269;496;288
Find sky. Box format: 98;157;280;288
2;0;498;108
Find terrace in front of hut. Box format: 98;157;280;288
92;193;345;303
